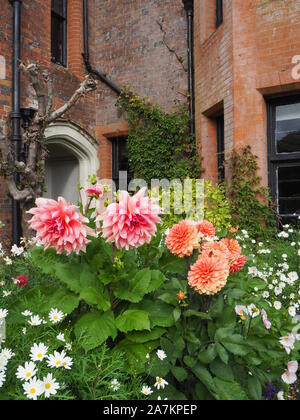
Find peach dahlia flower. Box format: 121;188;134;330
201;240;230;259
220;238;242;258
196;220;216;238
166;220;199;258
27;197;96;255
99;188;161;250
188;251;230;296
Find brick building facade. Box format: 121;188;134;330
0;0;188;244
195;0;300;221
1;0;300;244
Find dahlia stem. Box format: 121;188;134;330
185;256;191;272
112;244;115;263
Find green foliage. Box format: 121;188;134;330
1;216;299;401
156;179;232;233
117;87;201;184
226;146;277;238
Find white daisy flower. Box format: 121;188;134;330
62;355;73;370
30;343;48;362
47;351;66;369
16;361;37;382
42;373;60;399
247;304;260;318
28;315;43;326
65;343;72;351
274;301;282;310
23;377;44;400
141;385;153;396
0;355;8;371
156;349;167;361
56;333;65;342
0;348;15;360
154;377;168;390
111;379;120;392
49;308;64;324
277;391;285;401
22;310;32;317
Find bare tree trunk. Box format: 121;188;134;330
0;62;97;238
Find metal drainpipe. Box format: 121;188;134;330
82;0;121;95
183;0;195;136
10;0;22;245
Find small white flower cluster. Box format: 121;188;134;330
141;349;169;399
15;341;73;400
22;308;66;327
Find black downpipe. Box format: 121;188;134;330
82;0;121;95
10;0;22;245
183;0;195;136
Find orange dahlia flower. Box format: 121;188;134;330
201;240;230;258
196;220;216;238
188;251;230;296
166;220;199;258
220;238;242;258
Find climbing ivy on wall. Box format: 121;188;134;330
117;87;201;185
226;145;277;238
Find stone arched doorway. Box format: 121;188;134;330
44;122;99;204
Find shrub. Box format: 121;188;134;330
226;146;277;239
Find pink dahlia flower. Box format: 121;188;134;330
99;188;161;250
86;184;104;199
27;197;96;255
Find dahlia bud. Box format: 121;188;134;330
177;291;185;302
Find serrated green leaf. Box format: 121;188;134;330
74;310;117;352
114;268;151;303
127;327;167;343
116;310;150;333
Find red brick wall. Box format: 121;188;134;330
194;0;233;183
195;0;300;185
94;0;188;127
0;0;96;244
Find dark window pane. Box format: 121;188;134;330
278;165;300;215
51;15;64;64
216;115;225;182
276;103;300;153
112;137;132;191
51;0;64;16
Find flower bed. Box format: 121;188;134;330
0;186;299;400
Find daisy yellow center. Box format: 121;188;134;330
30;388;36;395
54;316;58;320
37;353;43;358
26;372;31;378
56;360;61;366
284;338;289;342
45;383;51;390
158;379;162;384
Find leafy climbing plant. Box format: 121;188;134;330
117;87;201;185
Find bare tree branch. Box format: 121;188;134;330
157;20;188;73
47;75;97;123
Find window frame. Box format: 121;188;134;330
216;114;225;182
267;95;300;219
111;136;131;191
51;0;68;67
216;0;223;28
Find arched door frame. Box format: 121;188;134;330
44;122;99;195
